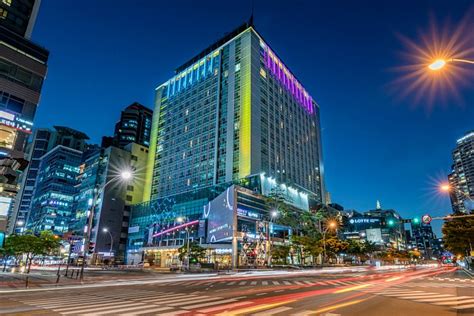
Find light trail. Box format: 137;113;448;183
311;298;369;314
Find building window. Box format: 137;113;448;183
126;195;133;202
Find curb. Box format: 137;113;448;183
462;268;474;278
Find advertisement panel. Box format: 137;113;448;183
0;197;12;217
204;186;234;243
366;228;382;244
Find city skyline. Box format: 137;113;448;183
29;1;474;235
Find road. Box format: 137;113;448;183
0;266;473;315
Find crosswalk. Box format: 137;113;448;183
428;277;474;283
157;279;365;288
395;281;474;288
12;289;253;315
363;287;474;310
12;289;324;316
9;282;474;315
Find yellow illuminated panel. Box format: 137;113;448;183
239;33;252;178
143;87;164;201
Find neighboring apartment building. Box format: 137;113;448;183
0;0;48;231
9;126;88;233
448;131;474;213
73;143;148;262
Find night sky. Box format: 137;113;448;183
31;1;474;235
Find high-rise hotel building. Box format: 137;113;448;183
144;22;324;202
128;21;324;266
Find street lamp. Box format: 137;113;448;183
102;228;113;258
322;220;338;265
80;168;133;282
428;58;474;71
439;182;473;205
266;210;279;266
177;216;190;270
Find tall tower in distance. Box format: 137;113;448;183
448;131;474;213
102;102;153;149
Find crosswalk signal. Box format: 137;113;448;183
88;242;95;254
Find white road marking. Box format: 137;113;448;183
182;298;238;309
167;296;221;307
414;296;471;302
252;306;293;315
433;299;474;306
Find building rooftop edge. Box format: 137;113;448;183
155;22;320;109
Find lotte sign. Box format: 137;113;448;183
422;214;432;224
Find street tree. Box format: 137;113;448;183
3;231;61;273
271;244;290;265
442;212;474;256
178;241;206;263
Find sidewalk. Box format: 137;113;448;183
0;268;172;290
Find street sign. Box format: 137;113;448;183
422;214;432;224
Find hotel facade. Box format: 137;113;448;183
127;22;324;268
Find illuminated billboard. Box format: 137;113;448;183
0;110;33;134
366;228;383;244
204;186;234;243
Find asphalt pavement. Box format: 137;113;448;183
0;266;473;315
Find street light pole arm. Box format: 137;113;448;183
451;58;474;65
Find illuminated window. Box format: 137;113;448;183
0;125;16;149
0;8;7;19
235;63;241;72
260;68;266;78
2;0;11;6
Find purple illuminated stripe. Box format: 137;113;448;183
152;220;199;237
263;46;314;113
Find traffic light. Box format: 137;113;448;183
387;219;395;226
88;242;95;254
412;217;420;224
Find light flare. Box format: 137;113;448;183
390;10;474;110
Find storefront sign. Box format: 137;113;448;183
349;218;380;224
0;110;33;134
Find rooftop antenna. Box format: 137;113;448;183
248;0;254;26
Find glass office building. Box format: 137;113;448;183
27;145;83;234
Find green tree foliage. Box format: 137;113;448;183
325;237;348;258
0;231;61;273
442;212;474;256
271;244;290;264
291;235;323;264
178;242;206;263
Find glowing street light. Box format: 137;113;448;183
271;210;278;218
428;58;474;71
322;219;339;265
428;59;446;71
120;170;133;181
439;183;451;192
